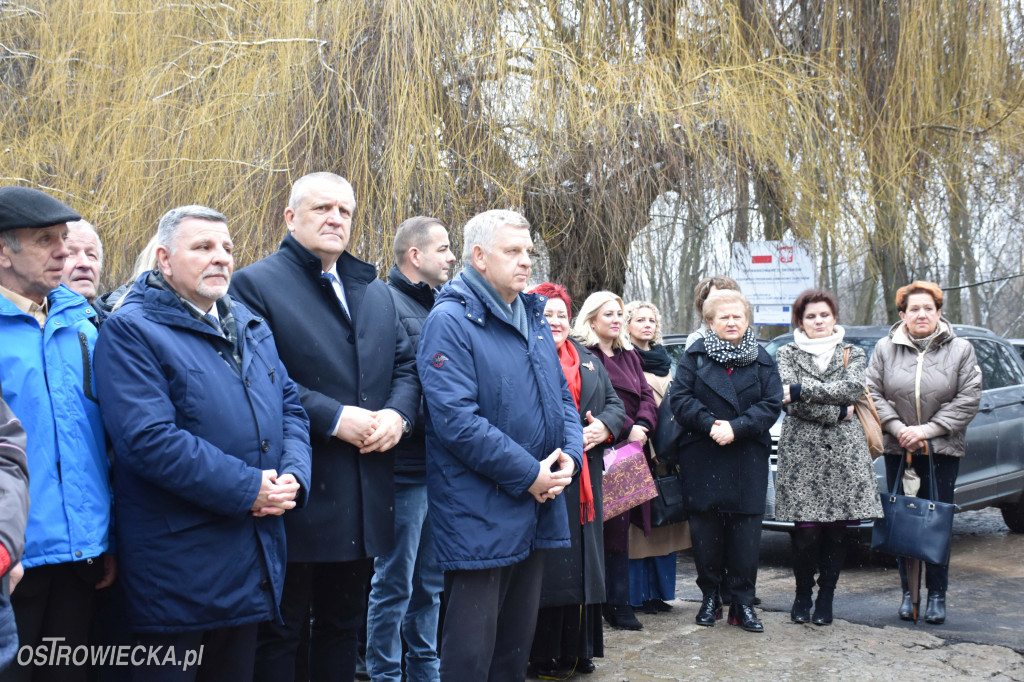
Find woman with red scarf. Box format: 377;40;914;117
528;283;626;679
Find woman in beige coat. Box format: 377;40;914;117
866;281;982;625
624;301;691;615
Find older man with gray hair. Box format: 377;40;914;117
417;209;583;682
0;186;112;682
95;205;311;679
60;219;103;303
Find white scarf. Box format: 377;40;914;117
793;325;846;373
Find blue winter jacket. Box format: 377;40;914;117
94;274;312;632
0;285;110;568
417;273;583;571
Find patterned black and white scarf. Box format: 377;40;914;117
703;327;760;368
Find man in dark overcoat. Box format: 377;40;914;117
230;172;419;682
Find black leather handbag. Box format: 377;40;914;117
648;465;687;527
871;452;957;565
651;390;684;467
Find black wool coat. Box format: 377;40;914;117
230;235;420;562
539;340;626;607
669;338;783;515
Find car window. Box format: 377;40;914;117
969;339;1015;390
996;343;1024;386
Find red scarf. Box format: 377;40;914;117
557;341;594;524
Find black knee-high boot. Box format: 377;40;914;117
790;527;820;624
812;529;848;625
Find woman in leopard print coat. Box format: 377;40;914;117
775;289;882;627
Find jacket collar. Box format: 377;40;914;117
124;271;259;337
279;233;378;284
790;343;844;377
0;283;95;322
572;338;602;410
437;271;545;328
889;318;955;350
387;264;436;311
686;336;769;412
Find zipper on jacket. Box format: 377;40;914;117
78;332;98;403
913;332;940;425
914;351;924;424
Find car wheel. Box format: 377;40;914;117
1000;501;1024;533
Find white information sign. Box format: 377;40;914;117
730;241;815;326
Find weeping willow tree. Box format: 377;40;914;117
0;0;1021;315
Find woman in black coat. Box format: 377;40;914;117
528;284;626;679
670;289;782;633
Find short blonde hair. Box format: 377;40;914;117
702;289;752;325
624;300;663;345
572;291;632;350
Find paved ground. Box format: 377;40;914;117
574;509;1024;681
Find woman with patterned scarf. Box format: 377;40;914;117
527;283;626;679
669;289;782;633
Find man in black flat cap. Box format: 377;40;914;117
0;187;114;682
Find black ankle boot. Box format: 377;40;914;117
603;603;643;630
924;591;946;624
727;603;764;632
812;588;834;625
791;592;812;624
695;592;722;627
898;591;916;621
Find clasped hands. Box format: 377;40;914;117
528;448;576;504
252;469;300;517
709;419;734;446
335;406;406;454
897;424;928;453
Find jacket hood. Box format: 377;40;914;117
436;271;546;328
387;264;436;311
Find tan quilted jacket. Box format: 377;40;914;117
866;319;982;458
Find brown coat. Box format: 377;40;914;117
629;370;692;559
866;320;982;458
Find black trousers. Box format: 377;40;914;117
687;511;762;606
884;453;960;592
439;551;544;682
9;560;103;682
254;559;372;682
130;623;257;682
